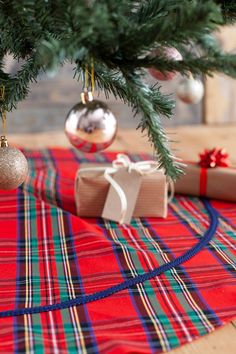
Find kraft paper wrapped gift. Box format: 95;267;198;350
75;157;168;222
175;163;236;202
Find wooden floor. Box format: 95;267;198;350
8;125;236;354
8;125;236;164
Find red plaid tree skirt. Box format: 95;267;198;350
0;148;235;353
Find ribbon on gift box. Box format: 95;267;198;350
198;148;230;196
76;154;174;224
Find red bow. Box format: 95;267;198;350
199;148;230;168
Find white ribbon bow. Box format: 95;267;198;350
76;154;174;224
112;154;160;175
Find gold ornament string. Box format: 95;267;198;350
90;58;95;94
1;110;7;136
82;59;95;103
84;63;89;92
84;59;95;93
0;85;5;101
0;85;7;136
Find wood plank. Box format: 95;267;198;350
172;323;236;354
204;25;236;124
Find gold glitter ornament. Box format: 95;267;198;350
0;136;28;190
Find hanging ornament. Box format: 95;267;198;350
0;86;28;190
65;94;118;153
65;61;117;153
177;76;204;104
149;47;183;81
0;136;28;190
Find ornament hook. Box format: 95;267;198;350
0;135;8;147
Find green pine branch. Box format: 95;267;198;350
215;0;236;24
0;0;236;179
90;63;184;180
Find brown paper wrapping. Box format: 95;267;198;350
75;164;168;218
175;163;236;202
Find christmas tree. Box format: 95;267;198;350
0;0;236;179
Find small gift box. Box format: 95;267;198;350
75;154;169;224
175;148;236;202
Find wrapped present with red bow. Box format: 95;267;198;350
175;147;236;202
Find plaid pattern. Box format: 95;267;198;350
0;148;235;353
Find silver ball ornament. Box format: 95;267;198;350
0;137;28;190
65;97;117;153
177;78;204;104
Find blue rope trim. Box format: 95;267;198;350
0;199;218;318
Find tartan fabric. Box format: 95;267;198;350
0;148;235;354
